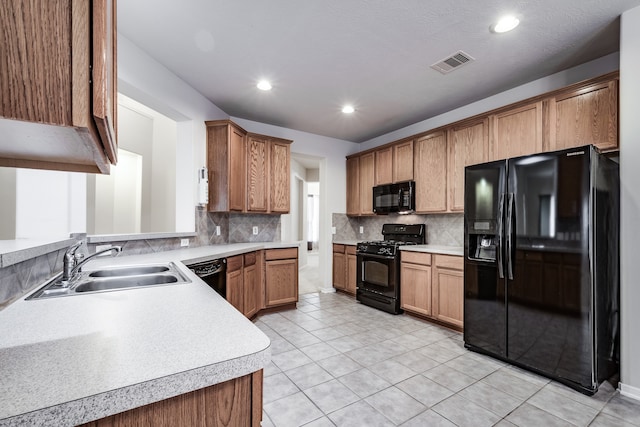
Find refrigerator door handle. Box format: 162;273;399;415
506;193;515;280
497;193;505;279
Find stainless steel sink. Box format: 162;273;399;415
88;265;170;277
75;274;179;293
27;262;190;299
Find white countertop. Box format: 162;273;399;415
400;244;464;256
0;242;299;426
332;240;360;246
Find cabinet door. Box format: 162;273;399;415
270;140;291;213
359;152;375;215
414;132;447;212
448;119;489;212
400;262;432;316
247;135;269;212
92;0;118;165
243;262;258;318
229;126;247;212
393;140;414;183
346;157;360;216
549;80;618;152
265;259;298;307
332;245;346;291
490;101;543;161
346;246;357;295
226;255;244;313
433;255;464;328
375;147;393;185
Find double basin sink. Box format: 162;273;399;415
28;262;191;300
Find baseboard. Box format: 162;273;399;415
619;382;640;401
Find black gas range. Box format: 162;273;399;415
356;224;426;314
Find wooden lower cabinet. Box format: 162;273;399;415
243;252;260;318
80;370;263;427
265;248;298;307
226;255;244;314
432;255;464;329
332;244;346;291
346;246;357;295
400;251;463;329
400;252;432;316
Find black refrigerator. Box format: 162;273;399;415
463;145;619;395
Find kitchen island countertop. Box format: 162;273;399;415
0;242;300;426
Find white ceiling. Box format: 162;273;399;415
118;0;640;143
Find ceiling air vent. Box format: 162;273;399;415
430;50;475;74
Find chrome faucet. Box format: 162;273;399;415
60;242;122;286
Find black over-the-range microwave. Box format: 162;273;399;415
372;181;415;214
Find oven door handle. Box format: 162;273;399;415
356;253;397;261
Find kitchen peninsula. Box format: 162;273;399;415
0;242;298;426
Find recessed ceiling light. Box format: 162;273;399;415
491;15;520;33
342;105;355;114
257;80;272;91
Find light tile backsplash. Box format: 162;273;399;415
332;213;463;246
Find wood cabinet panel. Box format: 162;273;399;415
244;261;258;318
346;157;360;216
549;80;618;152
359;152;375;215
375;147;393;185
265;248;298;260
226;255;244;313
490;101;543;161
393;140;414;183
433;255;464;328
265;259;298;307
346;252;357;295
448;119;489;212
401;251;432;265
207;121;247;212
414;132;447;212
333;249;346;291
247;135;268;212
270;140;291;213
0;0;117;173
80;372;261;427
401;261;432;316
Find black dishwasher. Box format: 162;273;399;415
186;258;226;298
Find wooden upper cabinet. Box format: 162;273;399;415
270;139;291;213
359;152;375;215
548;79;618;152
346;156;360;216
206;120;247;212
246;134;269;212
393;140;414;183
490;101;543;161
375;147;393;185
414;132;447;212
0;0;118;173
448;119;489;212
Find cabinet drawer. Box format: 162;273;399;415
244;251;257;266
227;255;243;272
265;248;298;260
401;251;432;265
346;245;357;255
434;254;463;270
333;244;345;254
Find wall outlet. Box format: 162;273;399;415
96;244;112;256
331;226;336;234
359;226;364;234
215;225;221;236
180;238;189;247
252;226;259;235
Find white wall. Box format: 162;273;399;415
361;53;620;150
118;34;229;233
619;4;640;400
0;168;16;239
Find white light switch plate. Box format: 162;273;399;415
215;225;221;236
359;226;364;234
331;227;336;234
180;239;189;247
252;226;259;235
